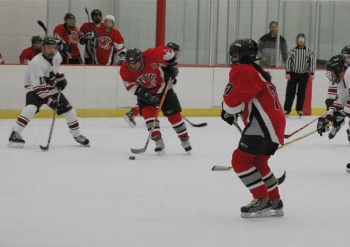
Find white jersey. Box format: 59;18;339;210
24;52;62;101
330;67;350;114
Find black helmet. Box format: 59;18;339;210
125;48;144;72
341;44;350;56
296;33;306;42
31;35;42;44
326;55;347;84
43;36;56;46
64;13;75;21
91;9;102;18
125;48;142;65
166;42;180;51
229;38;258;64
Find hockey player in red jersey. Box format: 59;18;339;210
79;9;104;64
8;36;89;148
221;38;286;218
123;42;181;127
119;47;191;155
95;15;126;65
53;13;82;64
317;54;350;142
19;36;43;64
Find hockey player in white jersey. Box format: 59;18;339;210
8;36;89;148
317;54;350;142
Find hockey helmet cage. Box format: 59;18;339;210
341;44;350;56
326;55;348;84
31;35;42;44
42;36;57;58
91;9;102;18
166;42;180;51
125;48;142;65
296;33;306;42
229;38;258;65
64;13;75;21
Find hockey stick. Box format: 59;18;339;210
183;116;207;127
284;113;326;138
131;78;172;154
40;90;61;151
37;20;48;37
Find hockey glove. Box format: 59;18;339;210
317;117;331;136
325;98;335;111
117;52;126;65
221;109;238;126
47;97;65;111
55;73;67;91
84;31;95;41
136;87;161;106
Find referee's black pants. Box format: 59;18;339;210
283;72;309;112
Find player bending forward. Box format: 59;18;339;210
221;38;286;218
8;36;89;148
119;47;191;155
317;54;350;142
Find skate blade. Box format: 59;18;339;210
271;208;284;217
156;150;165;156
241;208;272;218
123;115;136;128
7;142;24;149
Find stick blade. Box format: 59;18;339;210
39;145;49;151
284;134;290;139
212;165;232;171
131;147;146;154
277;170;286;185
193;122;208;127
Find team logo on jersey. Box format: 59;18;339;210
136;73;156;88
98;36;112;50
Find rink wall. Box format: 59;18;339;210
0;65;328;118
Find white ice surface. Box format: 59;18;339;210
1;116;350;247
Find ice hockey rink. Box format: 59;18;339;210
1;115;349;247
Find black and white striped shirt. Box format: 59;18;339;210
285;46;315;74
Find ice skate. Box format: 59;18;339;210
240;198;272;218
346;163;350;173
297;111;303;118
328;125;341;139
180;136;192;154
271;199;284;217
74;135;90;146
8;131;25;148
124;109;136;128
152;134;165;155
284;110;290;117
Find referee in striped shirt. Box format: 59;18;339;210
283;33;315;117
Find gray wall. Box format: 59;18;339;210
1;0;350;66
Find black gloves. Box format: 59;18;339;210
333;111;346;127
47;97;65;111
317;117;331;136
55;74;67;90
163;63;179;83
221;109;239;125
136;87;161;106
325;98;335;110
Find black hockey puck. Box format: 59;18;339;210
129;156;136;160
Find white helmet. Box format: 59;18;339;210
104;15;115;28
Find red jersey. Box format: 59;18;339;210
53;24;80;58
223;63;286;145
95;26;125;65
119;46;175;95
19;47;42;64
